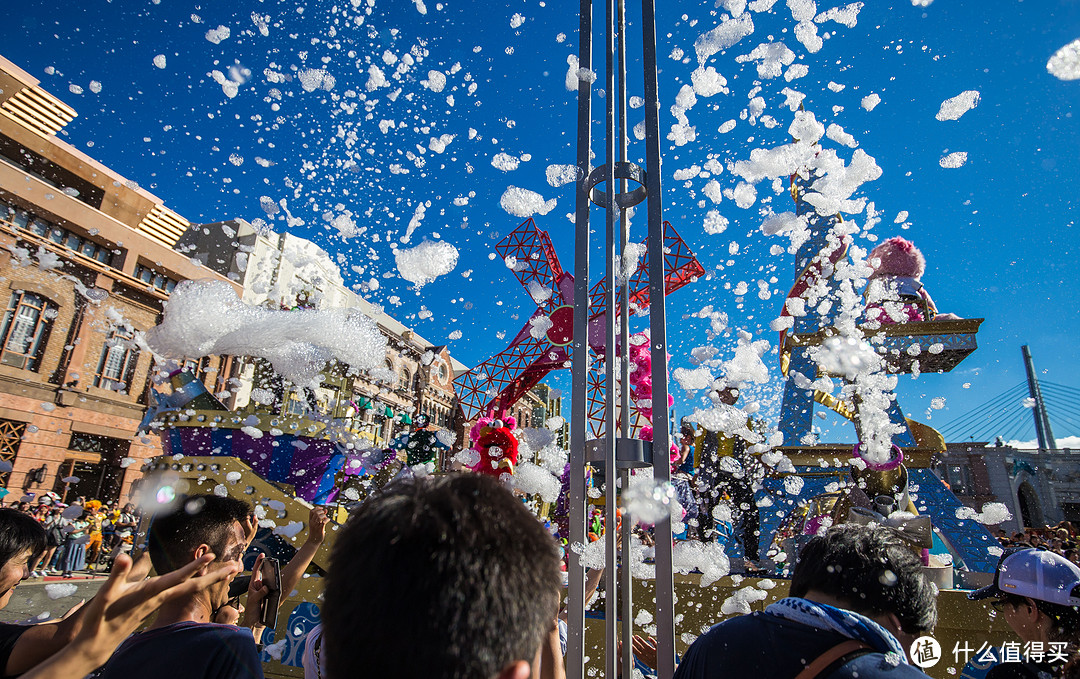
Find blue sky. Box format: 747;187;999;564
3;0;1078;445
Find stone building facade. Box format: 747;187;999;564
176;217;466;450
0;55;240;502
938;441;1080;535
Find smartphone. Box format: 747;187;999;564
258;557;281;630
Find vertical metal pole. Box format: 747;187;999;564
640;0;676;676
616;1;634;676
568;1;593;676
603;0;619;676
1022;345;1057;451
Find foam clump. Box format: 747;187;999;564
622;476;678;526
720;585;768;615
1048;39;1080;81
956;502;1012;525
511;462;562;502
500;186;557;218
45;583;79;600
935;90;980;121
694;13;754;64
673;541;731;587
145;280;387;388
811;336;880;379
395;240;459;289
939;151;968;169
673;366;715;393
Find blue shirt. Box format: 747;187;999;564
95;621;264;679
674;611;931;679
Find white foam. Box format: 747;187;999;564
144;280;387;388
500;186;557;218
939;151;968;168
395;240;460;289
935;90;980;121
1048;39;1080;81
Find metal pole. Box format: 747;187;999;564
616;0;635;675
567;0;593;675
603;0;619;675
640;0;676;675
1022;345;1057;451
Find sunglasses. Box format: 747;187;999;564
989;599;1012;612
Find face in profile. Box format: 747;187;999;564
205;521;247;609
0;548;32;610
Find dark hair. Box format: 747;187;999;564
323;473;561;679
0;508;47;566
146;495;251;574
791;524;938;635
1000;594;1080;644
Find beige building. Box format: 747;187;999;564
0;53;469;503
174;217;466;451
0;55;240;502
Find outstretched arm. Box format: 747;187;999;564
1;552;159;675
278;507;329;607
18;552;237;679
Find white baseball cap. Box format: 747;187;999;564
970;548;1080;606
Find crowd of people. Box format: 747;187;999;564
2;498;139;578
996;523;1080;565
0;474;1078;678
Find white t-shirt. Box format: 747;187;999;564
301;624;326;679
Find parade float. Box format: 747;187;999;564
121;9;1016;676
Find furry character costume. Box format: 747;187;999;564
864;236;958;324
469;416;519;479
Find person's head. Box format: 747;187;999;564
122;503;135;514
972;548;1080;645
147;495;250;611
0;508;47;610
323;473;561;679
715;386;740;406
1059;528;1072;541
791;524;937;651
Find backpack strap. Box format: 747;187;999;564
794;639;873;679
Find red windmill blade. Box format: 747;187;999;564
454;218;704;426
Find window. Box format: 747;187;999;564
0;200;114;265
0;292;54;371
0;419;26;487
400;369;411;391
95;327;139;392
133;264;177;293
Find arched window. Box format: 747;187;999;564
400;369;411;391
95;326;139;392
0;292;55;371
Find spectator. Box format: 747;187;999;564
58;511;89;578
31;508;63;577
109;504;138;561
674;524;937;679
322;473;561;679
300;623;326;679
213;506;330;641
970;548;1080;678
19;552;238;679
693;387;765;573
0;508;111;674
93;494;266;679
1058;528;1077;552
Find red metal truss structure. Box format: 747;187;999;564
454;217;705;431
